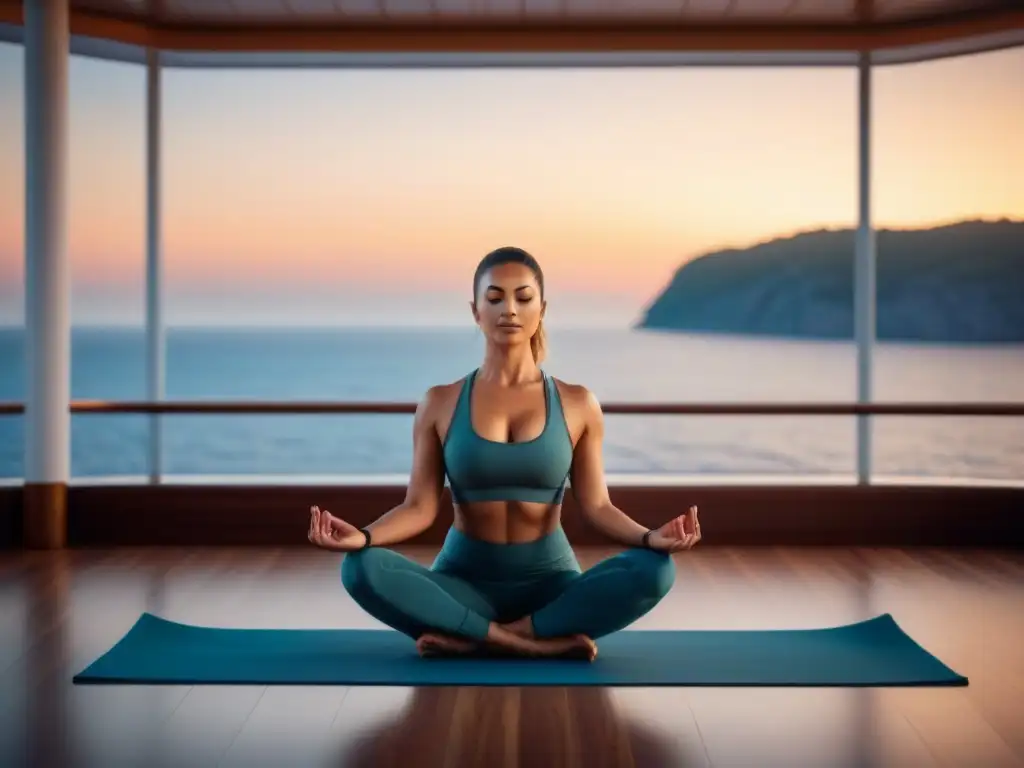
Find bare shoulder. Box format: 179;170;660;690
553;377;600;408
552;377;603;421
419;376;469;440
419;380;463;416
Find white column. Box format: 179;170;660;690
146;47;164;484
855;53;876;485
23;0;71;547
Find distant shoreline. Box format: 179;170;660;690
637;219;1024;345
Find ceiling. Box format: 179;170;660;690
0;0;1021;67
34;0;1024;26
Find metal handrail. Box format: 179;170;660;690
0;401;1022;416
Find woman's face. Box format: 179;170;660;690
472;262;545;349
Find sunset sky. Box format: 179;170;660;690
0;43;1021;327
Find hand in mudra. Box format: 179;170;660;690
307;505;365;552
646;505;701;553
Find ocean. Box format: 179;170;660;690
0;326;1022;484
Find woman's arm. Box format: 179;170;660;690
360;387;447;546
569;389;651;547
569;388;701;552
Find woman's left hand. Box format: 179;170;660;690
646;505;701;553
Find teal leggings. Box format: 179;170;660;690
340;526;674;641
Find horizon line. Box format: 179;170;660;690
2;213;1021;287
0;321;640;331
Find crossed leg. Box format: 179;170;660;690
341;546;676;658
509;548;677;641
341;547;601;659
341;547;497;642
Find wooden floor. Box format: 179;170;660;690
1;545;1022;768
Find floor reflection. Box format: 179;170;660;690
3;546;1019;767
24;551;72;768
331;685;686;768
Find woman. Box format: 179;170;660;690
308;246;701;660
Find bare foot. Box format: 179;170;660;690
416;633;479;658
415;627;598;662
497;617;596;660
530;634;598;661
501;615;535;639
486;624;598;662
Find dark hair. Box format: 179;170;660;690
473;246;547;364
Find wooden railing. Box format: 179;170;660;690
1;400;1024;416
2;399;1022;548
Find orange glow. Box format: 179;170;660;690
0;46;1021;322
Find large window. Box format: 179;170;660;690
159;65;859;481
67;56;147;479
0;42;24;480
2;44;1020;484
871;46;1024;483
0;48;147;480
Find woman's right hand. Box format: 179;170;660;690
308;505;366;552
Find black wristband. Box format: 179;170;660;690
640;530;653;549
359;528;372;549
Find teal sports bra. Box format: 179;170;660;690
442;369;574;505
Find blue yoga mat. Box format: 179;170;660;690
73;612;966;687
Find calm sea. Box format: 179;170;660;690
0;326;1022;483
